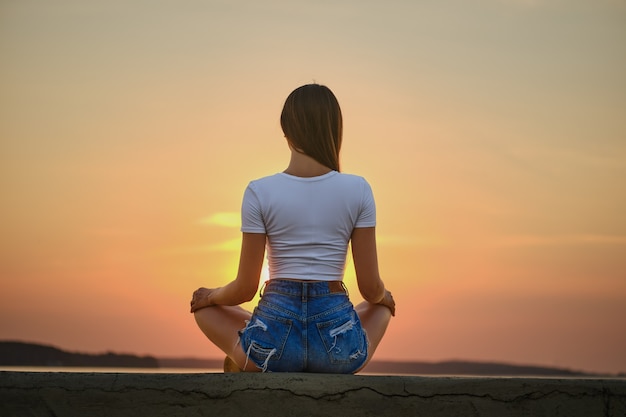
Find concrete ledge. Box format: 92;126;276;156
1;371;625;416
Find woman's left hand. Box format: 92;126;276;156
190;287;217;313
378;290;396;317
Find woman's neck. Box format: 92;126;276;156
283;149;333;178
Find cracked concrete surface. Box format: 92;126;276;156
1;372;625;416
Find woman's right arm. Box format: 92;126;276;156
190;232;266;312
351;227;395;315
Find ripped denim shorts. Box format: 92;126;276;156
238;279;368;373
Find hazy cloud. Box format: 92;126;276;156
198;212;240;228
206;238;241;252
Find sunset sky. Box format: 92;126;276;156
1;0;625;374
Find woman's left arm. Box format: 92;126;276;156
190;232;266;312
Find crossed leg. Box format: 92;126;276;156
193;305;261;372
355;301;392;371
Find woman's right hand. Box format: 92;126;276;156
378;290;396;316
190;287;218;313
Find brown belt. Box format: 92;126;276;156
327;281;347;294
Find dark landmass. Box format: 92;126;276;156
0;341;158;368
0;341;610;376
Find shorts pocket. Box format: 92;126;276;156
316;312;367;364
240;309;293;369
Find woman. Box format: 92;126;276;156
191;84;395;373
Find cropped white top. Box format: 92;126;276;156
241;171;376;281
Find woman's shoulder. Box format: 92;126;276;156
247;173;283;186
247;171;370;189
334;172;371;188
336;171;368;182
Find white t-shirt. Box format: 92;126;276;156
241;171;376;281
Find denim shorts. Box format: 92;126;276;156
238;279;369;373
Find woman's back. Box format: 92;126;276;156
241;171;376;281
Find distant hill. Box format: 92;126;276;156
0;341;603;376
0;341;158;368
